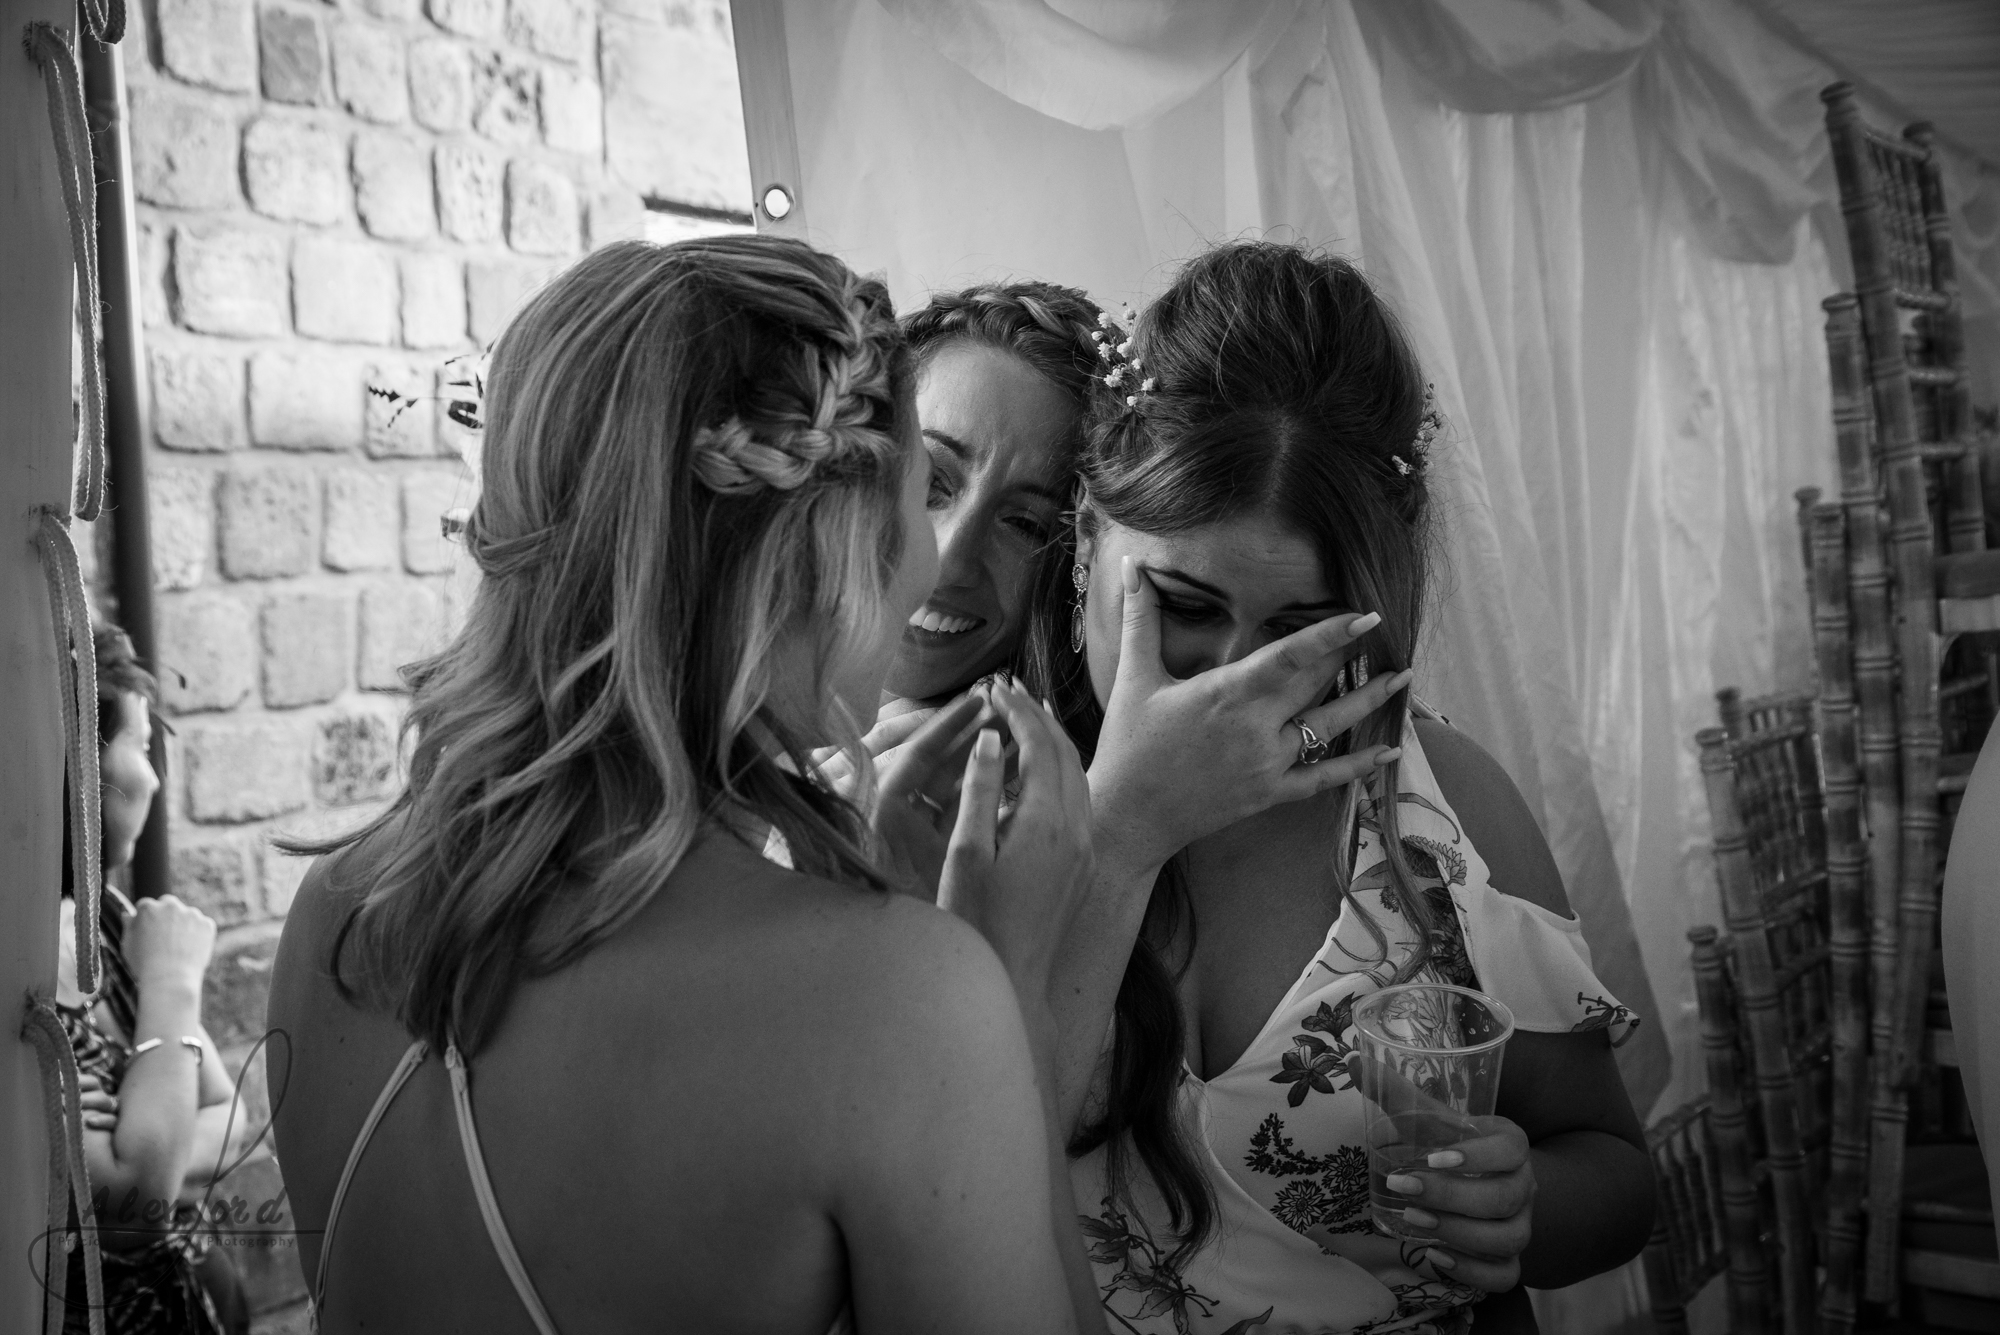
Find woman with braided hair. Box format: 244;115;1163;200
267;237;1103;1334
888;281;1106;705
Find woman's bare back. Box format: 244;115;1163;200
270;826;1072;1334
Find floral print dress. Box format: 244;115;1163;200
1071;719;1638;1335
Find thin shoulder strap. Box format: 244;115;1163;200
314;1039;430;1315
445;1044;562;1335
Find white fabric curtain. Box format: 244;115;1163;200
762;3;2000;1326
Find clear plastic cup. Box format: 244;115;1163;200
1352;983;1515;1241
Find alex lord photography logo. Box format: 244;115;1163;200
30;1028;319;1316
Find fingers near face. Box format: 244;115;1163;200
1293;666;1414;747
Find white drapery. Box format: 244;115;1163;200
758;3;2000;1326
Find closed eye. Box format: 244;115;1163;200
1002;512;1053;544
1158;597;1222;624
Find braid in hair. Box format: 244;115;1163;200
903;281;1107;404
693;274;904;497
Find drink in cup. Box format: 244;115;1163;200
1351;983;1514;1241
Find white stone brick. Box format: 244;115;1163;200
408;39;473;133
150;467;215;590
400;252;466;349
243;117;351;226
353;130;436;240
173;226;290;339
507;0;591;63
332;20;410;124
584;185;646;250
358;581;444;690
465;258;548;344
129;86;239;210
323;469;401;571
426;0;501;40
435;141;505;243
312;705;400;803
152;346;247;452
158;0;258;94
364;359;438;458
402;469;469;574
601;8;750;214
156;590;257;713
505;159;579;256
258;2;326;106
171;837;259;925
139;219;172;332
294;236;399;345
218;466;318;579
248;350;364;451
540;64;602;158
471;49;540;147
262;590;352;706
184;717;311;822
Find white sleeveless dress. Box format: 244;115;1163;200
1070;719;1639;1335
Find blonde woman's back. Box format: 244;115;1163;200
270;822;1073;1333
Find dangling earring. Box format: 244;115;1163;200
1353;653;1370;688
1070;563;1090;655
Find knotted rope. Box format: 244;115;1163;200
23;996;105;1335
24;20;105;522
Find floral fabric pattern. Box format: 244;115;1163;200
1071;720;1636;1334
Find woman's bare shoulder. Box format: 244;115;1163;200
1412;717;1572;918
607;831;1023;1045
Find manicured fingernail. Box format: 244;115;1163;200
1374;747;1403;766
1391;669;1415;691
1350;611;1381;634
1121;555;1139;593
1386;1173;1423;1196
1427;1248;1457;1270
1426;1149;1464;1169
976;729;1001;759
1403;1207;1440;1229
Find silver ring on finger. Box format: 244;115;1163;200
907;789;947;819
1291;716;1330;766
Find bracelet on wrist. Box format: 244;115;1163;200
129;1035;204;1068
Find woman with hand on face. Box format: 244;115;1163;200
1000;243;1654;1334
268;237;1102;1335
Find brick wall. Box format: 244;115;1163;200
98;0;746;1321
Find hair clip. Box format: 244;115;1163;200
1098;304;1154;410
1392;382;1443;479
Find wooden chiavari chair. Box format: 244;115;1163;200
1790;497;1875;1335
1822;83;1999;1310
1694;721;1830;1335
1641;1093;1732;1335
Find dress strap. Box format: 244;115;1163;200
314;1039;429;1316
445;1044;562;1335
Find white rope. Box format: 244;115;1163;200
24;20;105;522
39;509;102;997
20;10;126;1331
23;995;106;1335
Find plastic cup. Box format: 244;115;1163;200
1352;982;1514;1241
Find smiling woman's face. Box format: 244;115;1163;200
1078;512;1358;704
886;341;1074;702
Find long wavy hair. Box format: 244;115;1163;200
297;236;915;1055
901;281;1110;685
1040;242;1439;1263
